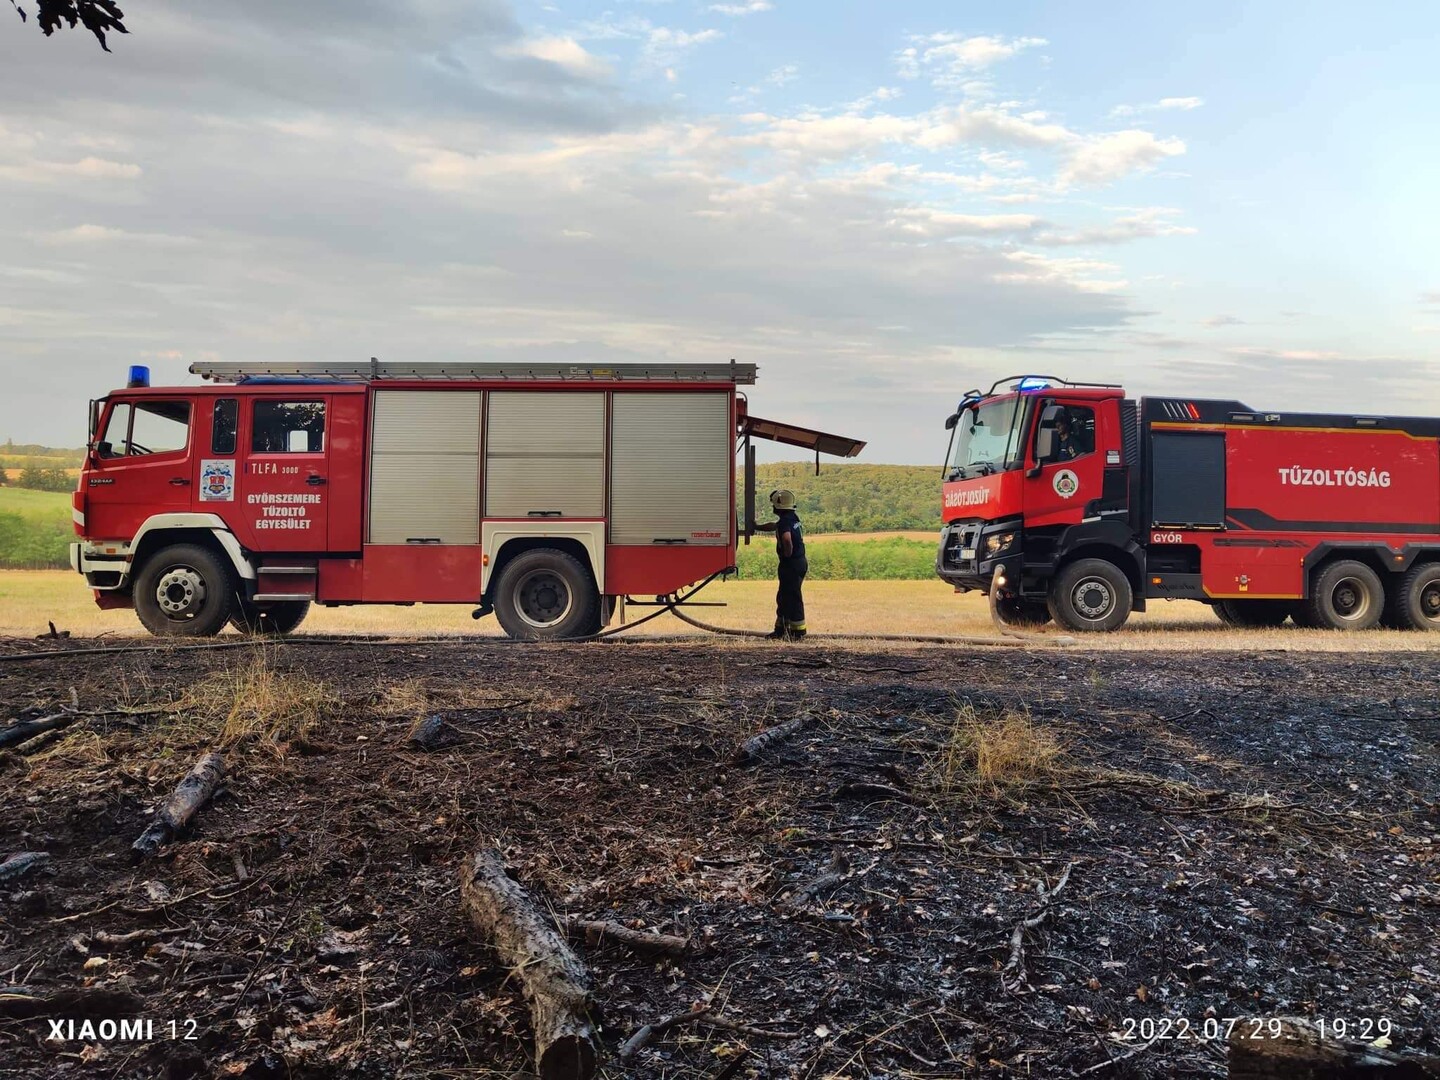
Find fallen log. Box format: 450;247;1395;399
734;715;811;763
0;712;76;751
460;849;597;1080
131;752;226;859
567;918;698;958
0;851;50;884
1228;1017;1440;1078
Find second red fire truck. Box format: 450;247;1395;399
70;361;863;640
937;376;1440;632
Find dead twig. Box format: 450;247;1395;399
566;918;699;958
1001;861;1075;993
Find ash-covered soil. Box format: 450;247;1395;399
1;637;1437;1079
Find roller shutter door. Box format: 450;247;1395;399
610;392;730;546
485;392;605;518
368;390;481;545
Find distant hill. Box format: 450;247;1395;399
747;462;940;534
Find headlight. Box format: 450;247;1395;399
984;532;1016;557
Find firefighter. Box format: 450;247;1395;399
761;488;807;640
1054;411;1082;461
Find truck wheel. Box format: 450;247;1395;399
1047;558;1132;632
1394;563;1440;631
992;594;1052;627
1215;599;1291;628
231;599;311;636
493;549;599;641
134;544;236;638
1305;560;1383;630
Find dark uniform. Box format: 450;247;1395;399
773;509;808;639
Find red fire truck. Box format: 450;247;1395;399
71;361;863;639
937;375;1440;632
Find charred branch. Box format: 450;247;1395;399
131;752;226;859
459;849;597;1080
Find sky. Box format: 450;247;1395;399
1;0;1438;463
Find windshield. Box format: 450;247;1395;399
945;396;1026;480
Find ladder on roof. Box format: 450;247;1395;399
190;360;758;385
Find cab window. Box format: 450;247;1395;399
99;401;191;457
212;399;238;455
252;401;326;453
1045;405;1095;463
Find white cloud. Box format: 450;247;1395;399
1110;96;1204;118
505;36;611;79
1034;207;1197;245
37;224;195;246
1421;290;1440;306
0;156;142;184
900;33;1047;89
891;209;1042;238
709;1;772;15
1059;130;1186;186
997;251;1128;293
1202;314;1245;327
641;26;722;70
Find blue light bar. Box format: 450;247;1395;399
127;364;151;388
1015;377;1051;391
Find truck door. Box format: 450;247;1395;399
1022;399;1106;528
86;397;197;541
232;396;332;552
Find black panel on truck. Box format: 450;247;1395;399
1151;432;1225;527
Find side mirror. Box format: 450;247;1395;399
1029;403;1063;476
944;413;959;431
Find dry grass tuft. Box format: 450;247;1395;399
932;704;1067;800
375;678;430;720
183;655;341;757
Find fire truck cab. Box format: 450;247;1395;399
937;375;1440;632
72;361;863;639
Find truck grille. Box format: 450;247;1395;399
941;525;981;571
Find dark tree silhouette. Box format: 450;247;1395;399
9;0;127;51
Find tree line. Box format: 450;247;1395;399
0;465;75;492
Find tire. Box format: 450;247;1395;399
992;593;1052;627
1393;562;1440;631
134;543;236;638
493;549;599;641
1047;558;1133;633
1305;559;1384;631
231;599;311;636
1215;599;1291;628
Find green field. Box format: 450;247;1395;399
0;487;71;569
0;486;72;521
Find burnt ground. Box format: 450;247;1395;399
0;636;1437;1079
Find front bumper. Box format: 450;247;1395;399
936;519;1022;591
71;540;132;590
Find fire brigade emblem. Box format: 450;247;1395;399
1052;469;1079;499
200;459;235;502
